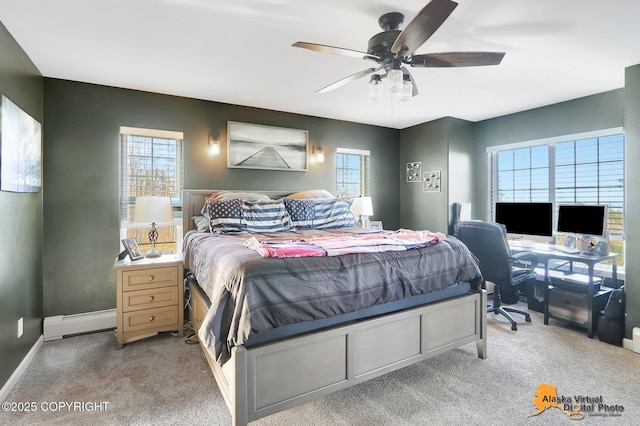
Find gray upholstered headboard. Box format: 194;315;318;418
182;189;342;232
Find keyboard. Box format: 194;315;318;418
549;245;581;254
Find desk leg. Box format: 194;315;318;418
586;264;595;338
543;283;550;325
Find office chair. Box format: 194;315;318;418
454;220;539;331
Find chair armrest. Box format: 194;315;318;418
509;251;539;272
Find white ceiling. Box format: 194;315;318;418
2;0;640;129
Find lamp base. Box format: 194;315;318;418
145;248;162;258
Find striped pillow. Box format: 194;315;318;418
242;200;292;233
284;198;356;230
205;199;245;233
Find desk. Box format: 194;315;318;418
509;243;618;338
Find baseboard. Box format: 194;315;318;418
0;335;43;403
43;309;116;341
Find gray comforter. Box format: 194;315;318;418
183;229;483;365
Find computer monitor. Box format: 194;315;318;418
556;204;608;238
494;202;554;242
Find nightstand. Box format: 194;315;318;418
113;254;184;348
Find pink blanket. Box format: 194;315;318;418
244;229;445;258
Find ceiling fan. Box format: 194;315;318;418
292;0;505;100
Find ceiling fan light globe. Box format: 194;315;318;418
388;69;403;93
369;74;384;102
369;80;384;102
399;79;412;102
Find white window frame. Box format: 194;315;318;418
487;127;625;274
336;147;370;198
119;126;184;254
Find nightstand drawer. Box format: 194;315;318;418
123;306;179;333
122;266;179;292
123;287;179;312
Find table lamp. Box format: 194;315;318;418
350;196;373;227
134;196;173;258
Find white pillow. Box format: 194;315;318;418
288;189;335;199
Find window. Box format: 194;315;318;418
336;147;370;197
488;129;624;265
119;127;184;254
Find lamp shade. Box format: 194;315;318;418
134;196;173;224
351;196;373;217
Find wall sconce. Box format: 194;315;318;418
208;135;220;156
311;146;324;164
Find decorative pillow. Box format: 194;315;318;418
241;200;292;233
201;191;271;217
287;189;335;200
205;199;245;233
191;215;210;232
284;197;356;230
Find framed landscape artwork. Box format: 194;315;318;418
0;95;42;192
227;121;308;171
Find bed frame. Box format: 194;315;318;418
183;189;487;426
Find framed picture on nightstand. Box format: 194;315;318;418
369;221;383;231
122;238;144;261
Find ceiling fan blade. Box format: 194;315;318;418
292;42;379;61
401;67;419;97
411;51;505;67
317;68;378;93
391;0;458;56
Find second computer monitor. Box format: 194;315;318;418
556;204;608;238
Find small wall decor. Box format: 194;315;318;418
423;171;441;192
1;95;42;192
227;121;308;171
406;161;422;182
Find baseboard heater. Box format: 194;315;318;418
43;309;116;341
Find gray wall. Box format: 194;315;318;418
447;118;475;231
399;117;475;234
0;22;43;388
624;65;640;338
43;79;400;316
399;118;449;232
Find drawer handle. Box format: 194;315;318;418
148;316;155;322
148;295;155;302
148;275;155;281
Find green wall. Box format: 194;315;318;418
399;118;450;232
624;65;640;338
42;79;400;316
0;22;43;389
398;117;475;234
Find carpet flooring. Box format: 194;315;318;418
2;305;639;426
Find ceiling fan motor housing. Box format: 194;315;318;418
367;30;402;60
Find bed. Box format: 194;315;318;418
182;189;487;425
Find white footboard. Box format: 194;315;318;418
190;282;486;426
